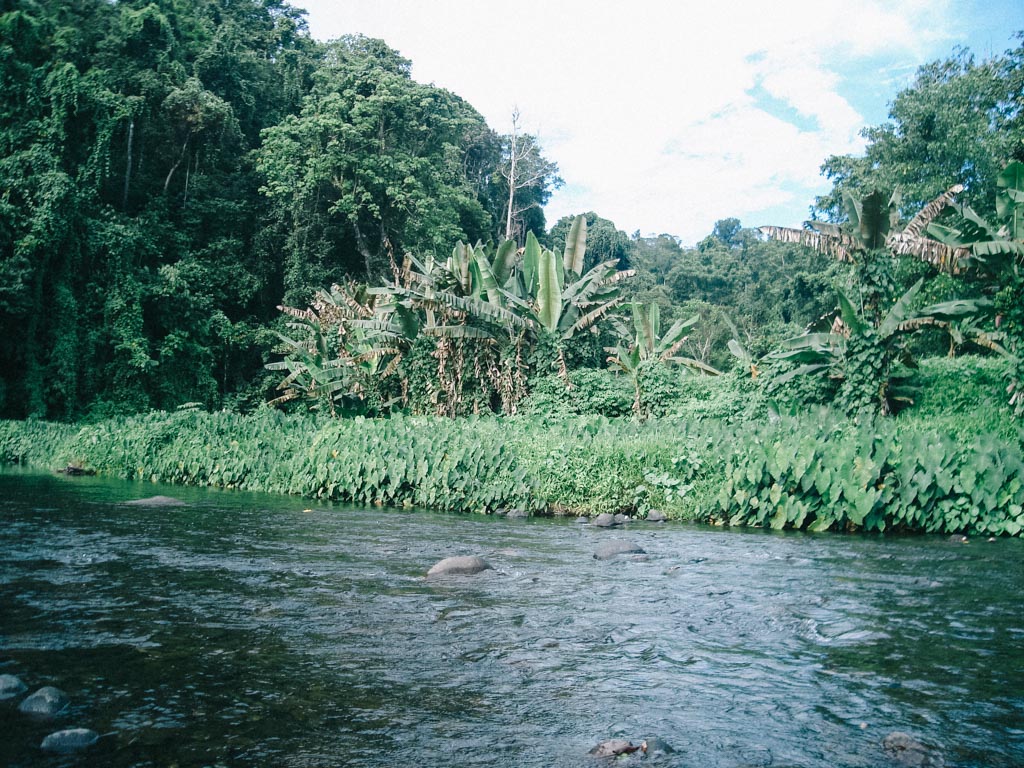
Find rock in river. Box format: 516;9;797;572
0;673;27;700
882;731;944;767
594;540;646;560
41;728;99;753
646;509;668;522
426;555;492;578
124;495;186;507
589;739;642;757
591;513;619;528
18;686;69;717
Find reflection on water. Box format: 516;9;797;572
1;468;1022;767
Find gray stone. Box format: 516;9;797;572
591;513;618;528
426;555;492;578
642;737;675;758
646;509;668;522
124;495;186;507
613;513;630;524
505;508;530;519
0;673;27;700
589;739;641;757
41;728;99;753
594;540;646;560
947;534;969;544
882;731;943;767
18;686;69;717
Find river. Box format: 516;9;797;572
1;468;1022;767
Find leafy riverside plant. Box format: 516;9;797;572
1;407;1022;536
710;412;1024;536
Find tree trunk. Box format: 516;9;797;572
122;119;134;209
352;219;374;278
163;136;190;194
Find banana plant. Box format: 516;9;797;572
924;161;1024;269
607;303;720;415
761;186;971;274
266;282;413;416
771;279;992;415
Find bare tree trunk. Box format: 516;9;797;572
163;136;190;194
504;112;519;241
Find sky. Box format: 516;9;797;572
296;1;1022;245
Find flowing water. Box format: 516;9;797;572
1;468;1022;767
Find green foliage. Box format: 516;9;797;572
521;371;633;418
0;0;318;419
815;40;1024;219
3;405;1022;535
257;35;500;287
712;413;1024;536
897;356;1018;438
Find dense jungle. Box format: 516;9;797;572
2;1;1024;535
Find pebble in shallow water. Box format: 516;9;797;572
593;540;646;560
882;731;944;767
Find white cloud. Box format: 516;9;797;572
296;0;973;243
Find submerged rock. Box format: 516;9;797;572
18;686;69;717
641;736;675;757
947;534;969;544
426;555;492;578
882;731;943;767
0;673;27;700
589;739;642;757
41;728;99;753
591;513;619;528
594;540;646;560
124;495;186;507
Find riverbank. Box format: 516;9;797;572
2;407;1022;536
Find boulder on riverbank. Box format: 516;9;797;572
18;686;69;717
593;540;646;560
646;509;668;522
124;495;186;507
0;674;27;700
41;728;99;753
426;555;492;578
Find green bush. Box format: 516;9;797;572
897;355;1016;437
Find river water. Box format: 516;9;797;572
1;468;1022;767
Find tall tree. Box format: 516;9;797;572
0;0;316;418
492;108;562;244
258;35;499;297
814;36;1024;221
